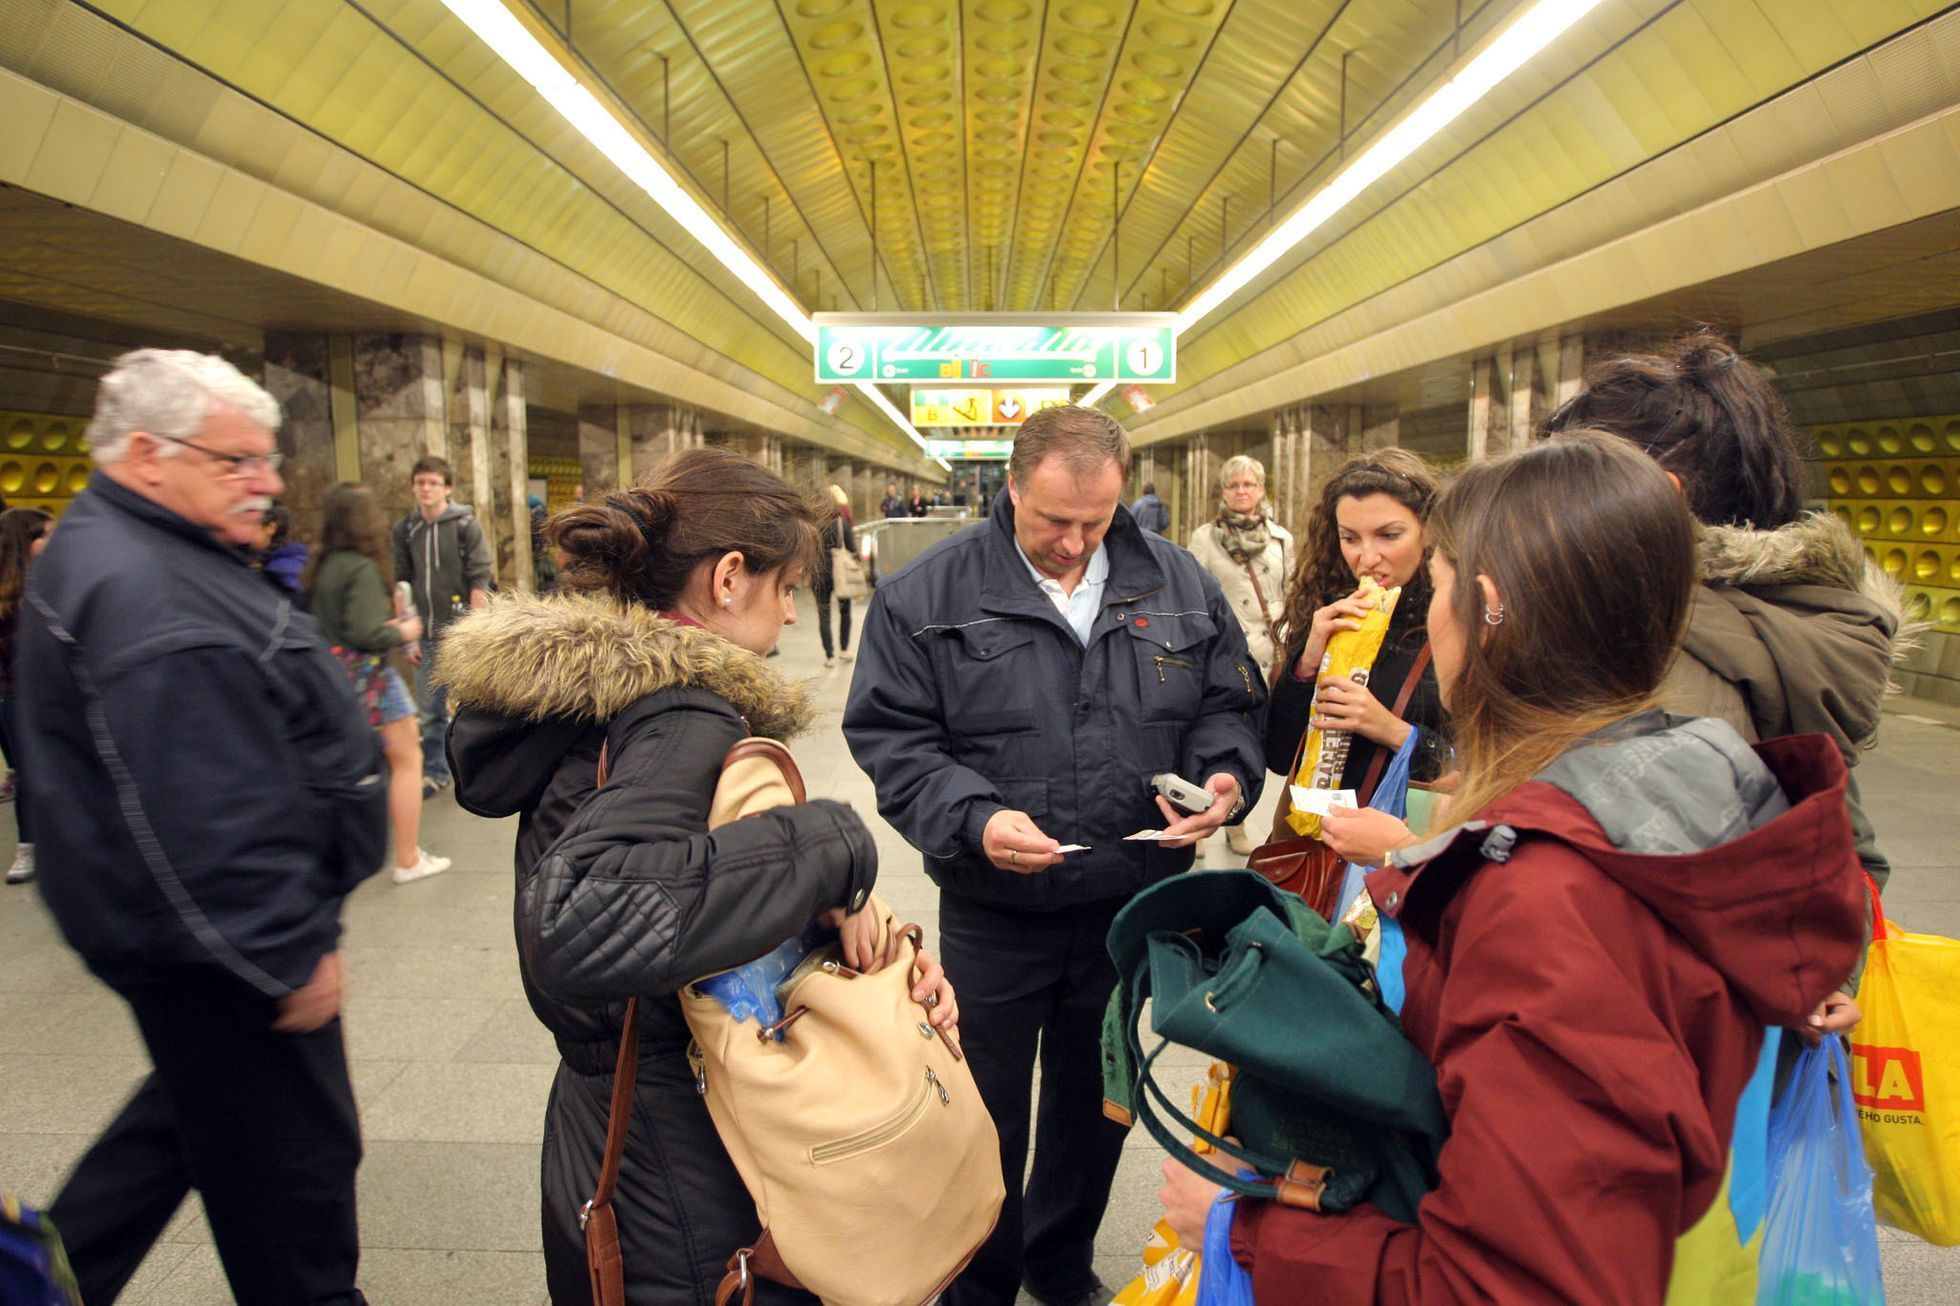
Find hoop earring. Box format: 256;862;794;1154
1483;604;1505;627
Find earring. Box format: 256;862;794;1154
1483;603;1506;627
722;596;734;608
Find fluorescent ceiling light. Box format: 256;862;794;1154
1176;0;1602;336
1087;0;1599;412
434;0;947;465
855;383;952;470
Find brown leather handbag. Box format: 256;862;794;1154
1248;643;1432;919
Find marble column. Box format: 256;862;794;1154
353;333;445;525
1556;333;1586;407
1304;403;1351;506
1468;355;1499;462
576;403;623;498
1358;405;1400;452
448;347;493;527
262;332;338;545
485;354;530;593
854;463;880;521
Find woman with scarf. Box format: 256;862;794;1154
1188;455;1293;853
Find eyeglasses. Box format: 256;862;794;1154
157;435;283;478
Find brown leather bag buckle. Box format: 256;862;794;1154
1275;1160;1332;1211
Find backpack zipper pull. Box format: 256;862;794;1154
925;1067;949;1105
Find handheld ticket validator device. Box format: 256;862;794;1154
1149;772;1212;817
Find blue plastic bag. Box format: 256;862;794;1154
1757;1039;1886;1305
1332;725;1420;920
1196;1191;1255;1306
692;919;831;1029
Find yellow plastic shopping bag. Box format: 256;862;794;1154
1112;1064;1233;1306
1850;881;1960;1244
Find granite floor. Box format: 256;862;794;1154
2;593;1956;1303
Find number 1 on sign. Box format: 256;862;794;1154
1126;340;1163;377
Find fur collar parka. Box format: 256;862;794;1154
438;595;874;1305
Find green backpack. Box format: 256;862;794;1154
1101;870;1447;1224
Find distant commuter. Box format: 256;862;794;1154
0;507;51;884
1187;455;1292;855
845;405;1264;1306
1129;481;1170;536
23;349;383;1305
253;502;306;597
813;482;858;667
909;489;930;517
881;481;906;518
393;455;493;798
306;483;449;885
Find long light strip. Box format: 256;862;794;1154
1084;0;1602;410
436;0;949;468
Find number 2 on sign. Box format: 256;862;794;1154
827;342;863;376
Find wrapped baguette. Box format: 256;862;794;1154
1284;577;1401;838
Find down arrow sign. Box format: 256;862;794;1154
997;396;1023;421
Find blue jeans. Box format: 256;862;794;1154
414;637;449;782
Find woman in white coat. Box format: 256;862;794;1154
1188;453;1292;853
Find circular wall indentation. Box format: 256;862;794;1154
974;144;1012;161
820;51;871;77
1922;464;1948;496
1158;0;1218;13
1827;467;1852;495
1141;19;1198;47
796;0;850;16
1889;507;1914;536
1115;102;1159;124
0;461;23;492
898;35;949;58
1042;110;1085;129
835;102;880;124
3;421;32;451
1856;506;1881;533
978;28;1027;53
65;464;88;494
1944;420;1960;453
1816;431;1843;457
977;83;1019;102
1123;77;1171;102
1951;555;1960;585
830;77;879;100
1846;428;1873;455
809;20;865;48
842;123;888;145
1832;505;1853;528
914;129;955;148
1877;425;1904;454
1060;3;1115;29
39;425;68;452
1905;591;1932;621
1942;596;1960;628
1887;465;1913;495
893;4;948;29
900;63;951;85
32;462;58;494
1105;120;1151;142
976;106;1017;125
1856;467;1881;495
1910;424;1937;453
1054;33;1106;59
1915;550;1941;581
1100;141;1139;158
1039;130;1079;148
1882;548;1907;577
1051;61;1100;84
913;109;954;129
907;88;953;107
978;57;1024;78
1132;51;1183;77
1923;507;1950;537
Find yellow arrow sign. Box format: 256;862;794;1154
910;388;1070;427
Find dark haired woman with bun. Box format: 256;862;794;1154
1543;331;1905;1031
438;447;958;1303
1160;435;1865;1302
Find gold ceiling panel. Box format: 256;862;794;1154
954;0;1038;312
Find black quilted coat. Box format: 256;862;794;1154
439;597;878;1305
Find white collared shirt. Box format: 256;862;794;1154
1015;541;1109;646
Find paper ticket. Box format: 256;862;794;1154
1289;786;1359;818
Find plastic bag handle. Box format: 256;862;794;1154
1825;1036;1861;1147
1864;872;1889;940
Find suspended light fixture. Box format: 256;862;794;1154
1082;0;1603;410
434;0;948;469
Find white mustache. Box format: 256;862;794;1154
239;497;273;516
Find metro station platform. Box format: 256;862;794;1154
1;594;1957;1304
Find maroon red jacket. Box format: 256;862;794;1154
1233;720;1865;1304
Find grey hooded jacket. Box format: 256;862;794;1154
393;501;495;634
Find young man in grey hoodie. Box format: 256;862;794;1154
394;456;494;796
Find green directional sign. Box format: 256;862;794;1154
814;313;1176;385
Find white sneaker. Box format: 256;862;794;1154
824;656;836;668
839;649;855;663
5;844;34;884
392;849;451;884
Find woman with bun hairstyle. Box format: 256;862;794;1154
1264;450;1449;837
1161;435;1866;1303
437;447;958;1304
1540;331;1904;1026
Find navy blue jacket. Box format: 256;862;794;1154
19;475;385;996
1131;492;1171;536
844;493;1266;909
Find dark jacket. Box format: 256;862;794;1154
1231;715;1866;1304
843;494;1266;909
259;540;308;597
393;502;494;635
439;596;877;1305
19;475;385;995
1264;576;1449;796
1130;491;1170;536
308;551;405;654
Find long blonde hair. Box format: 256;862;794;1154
1431;434;1697;825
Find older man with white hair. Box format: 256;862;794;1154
19;349;385;1304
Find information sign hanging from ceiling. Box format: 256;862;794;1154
815;313;1175;385
910;388;1069;427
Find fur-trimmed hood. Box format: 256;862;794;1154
435;593;813;741
1678;513;1909;758
1698;512;1905;635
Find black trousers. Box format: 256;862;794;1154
49;972;366;1305
0;694;31;843
814;590;853;658
939;893;1129;1306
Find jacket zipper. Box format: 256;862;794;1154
1152;654;1197;683
421;519;437;627
809;1070;942;1164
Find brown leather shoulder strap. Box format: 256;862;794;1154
1358;641;1433;804
587;735;639;1227
1238;553;1279;655
721;736;807;803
